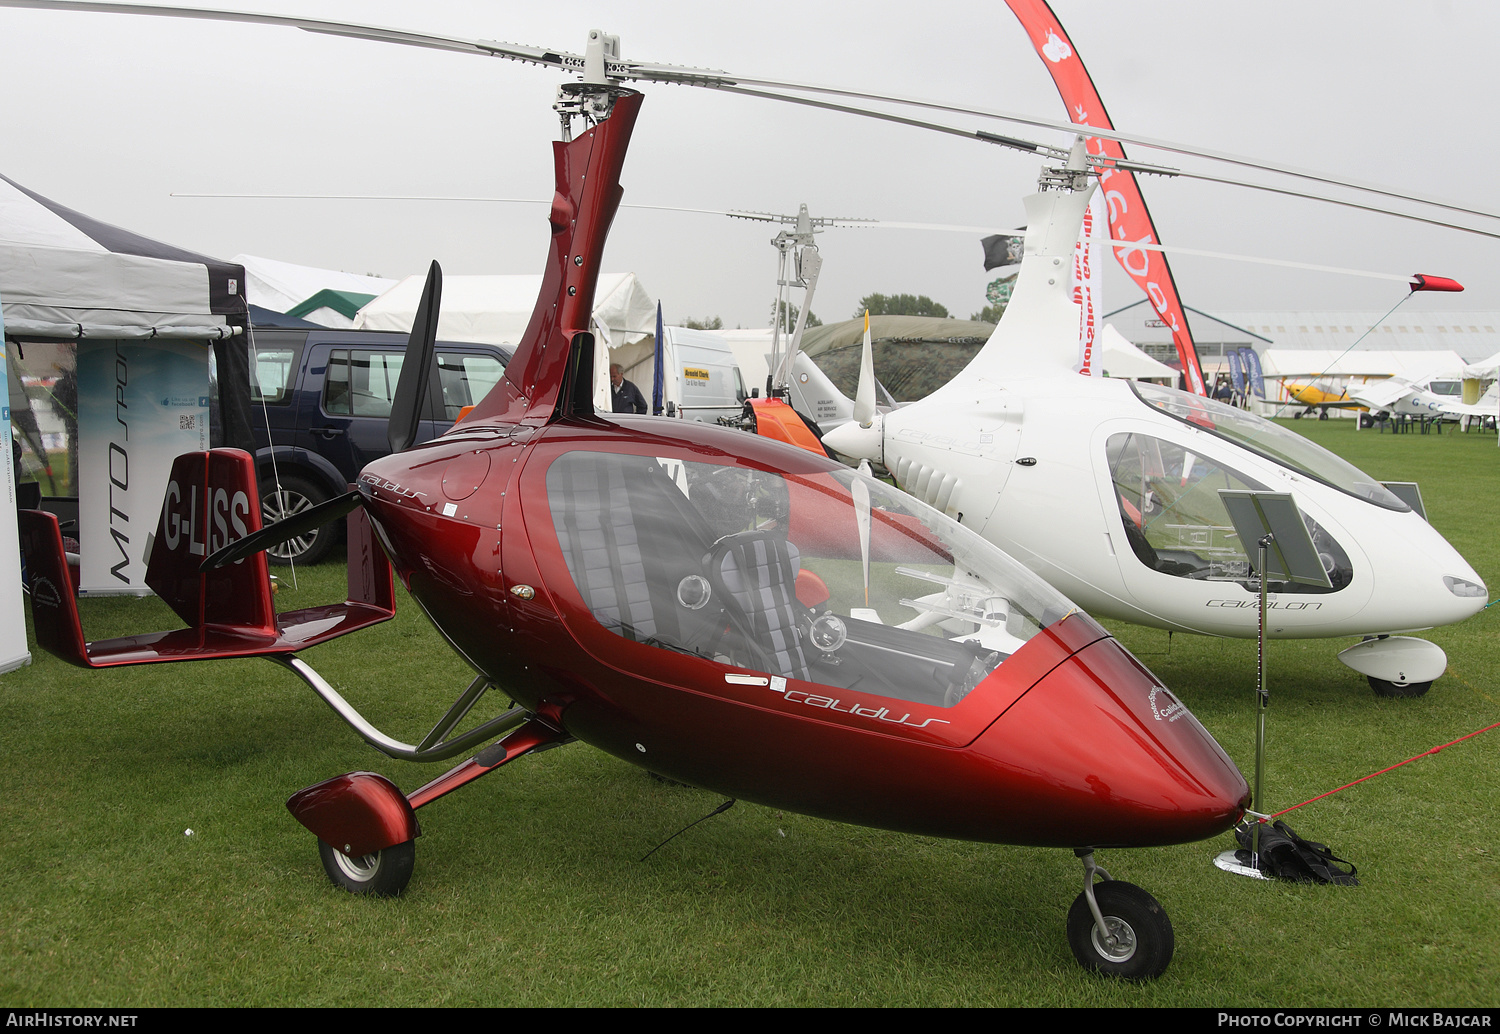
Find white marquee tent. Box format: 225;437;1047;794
354;271;656;349
0;172;254;622
235;253;396;328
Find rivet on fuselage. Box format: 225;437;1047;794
635;743;646;753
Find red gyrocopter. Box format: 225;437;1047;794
11;5;1250;980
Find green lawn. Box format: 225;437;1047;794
1;418;1496;1006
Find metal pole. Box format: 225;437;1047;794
1251;532;1273;869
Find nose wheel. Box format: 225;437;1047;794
317;838;415;897
1066;851;1174;979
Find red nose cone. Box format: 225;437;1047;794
974;638;1249;847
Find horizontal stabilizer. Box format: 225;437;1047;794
20;450;396;667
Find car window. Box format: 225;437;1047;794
250;344;301;405
324;349;405;418
437;352;506;419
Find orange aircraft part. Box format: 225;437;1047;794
750;398;825;457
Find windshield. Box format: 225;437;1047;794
1130;381;1409;512
1106;432;1352;594
544;450;1078;709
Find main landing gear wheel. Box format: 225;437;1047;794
1066;880;1174;980
317;839;415;897
647;771;692;788
1368;676;1432;698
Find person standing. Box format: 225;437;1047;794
610;362;647;414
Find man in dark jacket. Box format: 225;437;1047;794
610;362;647;414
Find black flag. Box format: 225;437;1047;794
981;233;1025;271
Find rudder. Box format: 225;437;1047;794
145;450;277;638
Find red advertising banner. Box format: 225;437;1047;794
1003;0;1208;395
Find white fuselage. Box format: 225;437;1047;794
881;374;1485;638
825;181;1487;641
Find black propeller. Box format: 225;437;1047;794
388;261;442;454
201;261;444;572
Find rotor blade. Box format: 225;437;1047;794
12;1;1497;227
0;1;586;66
1106;240;1454;284
174;193;1005;231
715;82;1500;242
200;489;362;571
627;63;1500;225
853;312;876;426
388;260;442;455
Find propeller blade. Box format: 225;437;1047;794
852;477;872;609
853;311;876;426
200;489;362;571
388;260;442;455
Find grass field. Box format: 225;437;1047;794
1;418;1496;1007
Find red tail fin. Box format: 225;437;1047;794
18;510;91;667
145;450;276;638
22;449;393;667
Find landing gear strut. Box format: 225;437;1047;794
1066;850;1175;980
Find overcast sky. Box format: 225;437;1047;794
2;0;1498;329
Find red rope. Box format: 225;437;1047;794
1266;719;1500;820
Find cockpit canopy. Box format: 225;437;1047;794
1130;380;1410;512
1106;431;1353;594
544;450;1077;709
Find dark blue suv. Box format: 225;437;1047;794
247;327;513;564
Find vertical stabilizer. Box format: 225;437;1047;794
18;510;91;667
145;450;276;639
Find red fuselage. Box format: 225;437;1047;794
359;415;1249;849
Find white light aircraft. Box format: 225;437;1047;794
1349;375;1498;427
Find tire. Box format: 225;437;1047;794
647;771;692;788
260;475;336;565
317;838;415;897
1368;676;1432;698
1066;880;1174;980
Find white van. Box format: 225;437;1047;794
635;327;747;424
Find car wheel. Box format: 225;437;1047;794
260;475;336;565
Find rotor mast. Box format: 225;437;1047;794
470;30;642;425
554;28;625;141
766;204;828;395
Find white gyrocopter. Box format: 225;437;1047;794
823;142;1490;696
